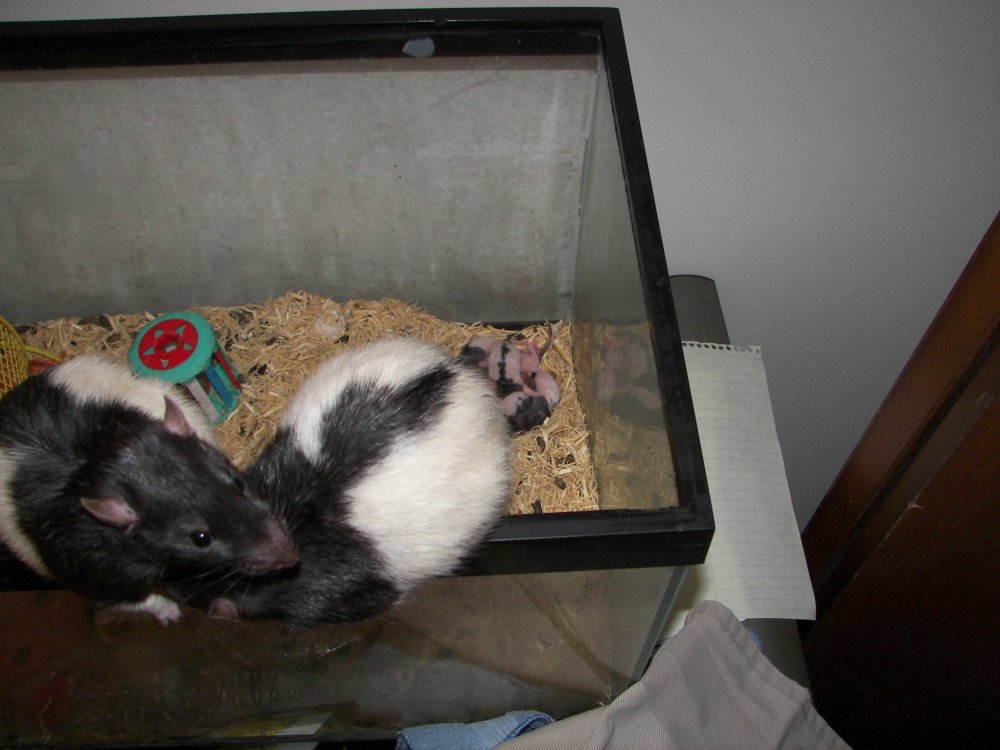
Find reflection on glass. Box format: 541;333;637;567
573;59;678;511
1;566;681;745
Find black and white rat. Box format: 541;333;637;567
0;353;298;624
178;337;511;628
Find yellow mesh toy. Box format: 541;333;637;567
0;316;60;396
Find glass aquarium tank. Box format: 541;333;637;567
0;8;712;746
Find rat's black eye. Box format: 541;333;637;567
191;530;214;548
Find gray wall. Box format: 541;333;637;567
4;0;999;531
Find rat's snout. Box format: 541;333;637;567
266;518;299;569
243;518;298;574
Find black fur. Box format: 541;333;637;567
176;365;456;628
311;365;454;486
492;342;522;398
458;342;520;399
505;394;552;433
456;344;488;370
0;367;293;604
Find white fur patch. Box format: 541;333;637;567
0;450;53;578
48;353;217;445
345;400;510;586
95;593;183;626
290;339;511;588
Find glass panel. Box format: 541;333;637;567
573;58;679;511
0;55;597;326
0;22;693;748
0;566;682;745
1;46;682;514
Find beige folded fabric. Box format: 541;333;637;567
499;600;849;750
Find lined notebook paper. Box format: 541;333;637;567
663;342;816;635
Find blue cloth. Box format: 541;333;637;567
742;623;765;653
395;710;553;750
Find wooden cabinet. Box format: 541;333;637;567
801;213;1000;748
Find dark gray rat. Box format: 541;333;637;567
0;353;298;624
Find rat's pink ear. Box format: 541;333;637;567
162;396;192;438
80;496;138;532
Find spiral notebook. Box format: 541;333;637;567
663;342;816;636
